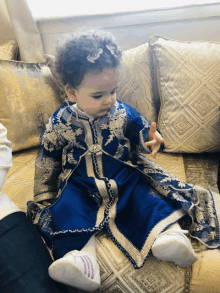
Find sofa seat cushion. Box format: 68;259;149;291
183;153;220;193
190;249;220;293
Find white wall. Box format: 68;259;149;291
37;3;220;55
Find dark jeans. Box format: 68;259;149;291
0;212;69;293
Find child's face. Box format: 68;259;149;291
65;68;119;117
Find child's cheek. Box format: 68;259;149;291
93;100;102;109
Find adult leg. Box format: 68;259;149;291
0;194;69;293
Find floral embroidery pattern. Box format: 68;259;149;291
100;102;127;146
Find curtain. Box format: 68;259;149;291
0;0;45;62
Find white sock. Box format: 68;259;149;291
61;234;97;277
152;222;197;267
78;234;97;278
0;193;21;220
48;234;101;291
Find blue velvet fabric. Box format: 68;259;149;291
49;158;182;260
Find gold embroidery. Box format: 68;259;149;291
211;191;220;227
108;179;118;221
95;178;110;227
100;101;127;146
34;192;57;203
41;117;59;152
79;117;108;226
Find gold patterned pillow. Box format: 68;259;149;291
0;40;18;60
44;54;68;100
117;43;157;123
149;35;220;153
0;60;65;152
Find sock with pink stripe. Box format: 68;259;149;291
48;235;101;292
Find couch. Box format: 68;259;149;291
1;35;220;293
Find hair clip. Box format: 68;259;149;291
87;48;103;63
106;44;116;56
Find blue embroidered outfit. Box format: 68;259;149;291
27;100;220;269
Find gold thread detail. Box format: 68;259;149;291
34;192;57;203
95;178;109;226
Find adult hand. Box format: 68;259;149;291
145;122;164;159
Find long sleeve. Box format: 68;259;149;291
0;124;12;192
34;116;65;203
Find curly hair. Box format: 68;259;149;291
54;27;123;89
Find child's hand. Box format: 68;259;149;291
145;122;164;159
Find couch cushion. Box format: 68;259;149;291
149;35;220;153
190;249;220;293
0;60;65;152
183;153;219;193
117;43;157;123
0;39;18;60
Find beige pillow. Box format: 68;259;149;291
45;43;157;123
117;43;157;123
0;39;18;60
0;60;65;152
149;35;220;153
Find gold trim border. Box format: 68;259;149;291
34;192;57;203
109;208;186;267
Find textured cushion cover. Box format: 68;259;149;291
149;35;220;153
0;39;18;61
0;60;64;152
190;249;220;293
117;43;157;123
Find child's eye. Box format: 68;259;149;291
92;95;102;99
92;89;117;99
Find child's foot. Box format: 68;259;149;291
48;250;101;292
151;229;197;267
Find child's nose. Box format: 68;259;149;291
103;96;112;105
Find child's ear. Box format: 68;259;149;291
65;85;77;102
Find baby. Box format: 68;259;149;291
27;28;197;292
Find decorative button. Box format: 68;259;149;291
89;144;101;153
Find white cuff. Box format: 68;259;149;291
0;193;22;220
0;168;9;192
